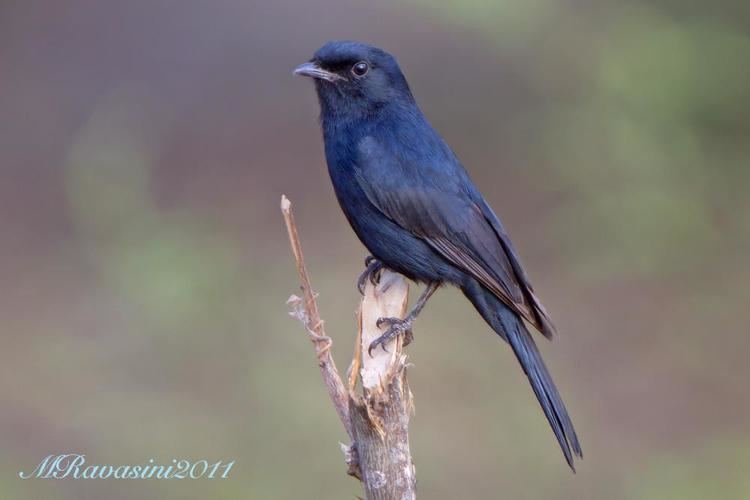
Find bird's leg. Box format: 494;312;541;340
357;256;384;295
368;282;440;356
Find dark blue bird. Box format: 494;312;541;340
295;40;582;470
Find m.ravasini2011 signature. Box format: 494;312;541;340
19;454;235;479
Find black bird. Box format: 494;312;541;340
294;40;582;470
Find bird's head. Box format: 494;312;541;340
294;41;413;120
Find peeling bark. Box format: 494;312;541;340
351;270;416;500
282;196;417;499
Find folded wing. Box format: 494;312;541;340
354;136;556;338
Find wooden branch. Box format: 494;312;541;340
281;195;353;442
351;271;416;499
281;195;416;499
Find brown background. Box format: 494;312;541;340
1;0;749;498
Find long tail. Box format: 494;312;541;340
463;281;583;470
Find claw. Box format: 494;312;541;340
376;316;399;329
367;316;413;357
357;258;384;295
369;268;381;287
403;329;414;347
367;338;389;357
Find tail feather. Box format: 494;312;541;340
502;314;583;470
462;281;582;470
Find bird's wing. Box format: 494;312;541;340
354;137;556;338
475;197;557;338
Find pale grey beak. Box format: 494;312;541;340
293;61;343;83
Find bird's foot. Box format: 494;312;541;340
357;257;384;295
368;316;414;356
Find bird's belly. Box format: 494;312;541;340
334;183;459;284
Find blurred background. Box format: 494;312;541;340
1;0;749;498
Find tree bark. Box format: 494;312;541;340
281;195;417;500
351;270;416;499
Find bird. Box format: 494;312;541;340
294;40;582;470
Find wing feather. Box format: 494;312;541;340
355;135;556;337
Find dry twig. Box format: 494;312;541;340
281;195;353;442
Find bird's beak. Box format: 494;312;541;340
293;61;342;83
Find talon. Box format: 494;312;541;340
367;316;413;356
357;258;384;295
367;339;389;357
369;268;381;287
376;316;398;328
403;329;414;347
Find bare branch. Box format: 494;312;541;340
281;195;353;442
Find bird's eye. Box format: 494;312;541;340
351;61;369;77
